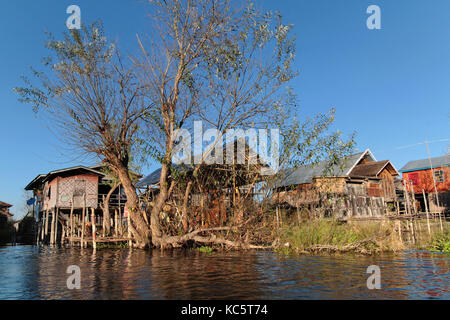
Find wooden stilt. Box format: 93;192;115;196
44;209;49;237
397;220;403;243
70;196;74;245
114;209;118;237
422;189;431;237
91;208;96;250
61;222;65;246
55;208;59;245
410;220;416;244
50;209;55;246
81;195;86;248
41;211;46;241
102;211;105;237
127;208;132;247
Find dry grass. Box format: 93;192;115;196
277;219;405;255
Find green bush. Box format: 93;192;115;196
429;230;450;253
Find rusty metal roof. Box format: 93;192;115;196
349;160;399;177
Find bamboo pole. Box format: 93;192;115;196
403;180;411;215
44;209;49;237
61;222;65;246
102;210;105;237
114;209;118;237
410;181;417;215
55;208;59;245
396;220;403;243
127;208;131;247
81;195;86;248
70;196;74;245
425;141;443;232
422;189;431;237
91;208;96;250
50;209;55;246
41;211;46;241
410;220;416;244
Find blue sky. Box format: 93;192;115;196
1;0;449;218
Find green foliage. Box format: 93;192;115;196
429;231;450;253
196;246;213;253
95;242;129;249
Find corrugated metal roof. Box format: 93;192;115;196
399;155;450;173
24;166;106;191
274;151;369;188
136;168;163;188
136;164;192;188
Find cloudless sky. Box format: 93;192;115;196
1;0;449;218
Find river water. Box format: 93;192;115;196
0;245;448;300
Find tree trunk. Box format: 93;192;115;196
102;182;119;236
115;164;151;248
182;181;194;231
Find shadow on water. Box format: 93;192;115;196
0;245;449;300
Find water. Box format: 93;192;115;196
0;245;449;300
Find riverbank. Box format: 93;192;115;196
275;218;450;255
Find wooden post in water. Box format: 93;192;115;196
91;208;96;250
409;181;418;216
50;209;55;246
102;210;105;238
55;208;59;245
396;220;403;243
61;221;65;246
81;195;86;248
422;189;432;237
114;209;118;237
425;141;443;232
41;211;46;241
44;209;49;239
403;180;411;215
410;220;416;244
70;196;74;245
127;207;132;247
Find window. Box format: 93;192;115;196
434;170;444;183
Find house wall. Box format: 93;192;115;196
378;169;396;201
403;166;449;194
42;174;99;210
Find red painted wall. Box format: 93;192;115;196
403;166;449;194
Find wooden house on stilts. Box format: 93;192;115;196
273;149;400;219
25;165;131;247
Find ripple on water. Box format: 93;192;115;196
0;245;448;299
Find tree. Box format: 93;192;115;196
15;24;153;248
16;1;355;249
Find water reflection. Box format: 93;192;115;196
0;245;448;300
